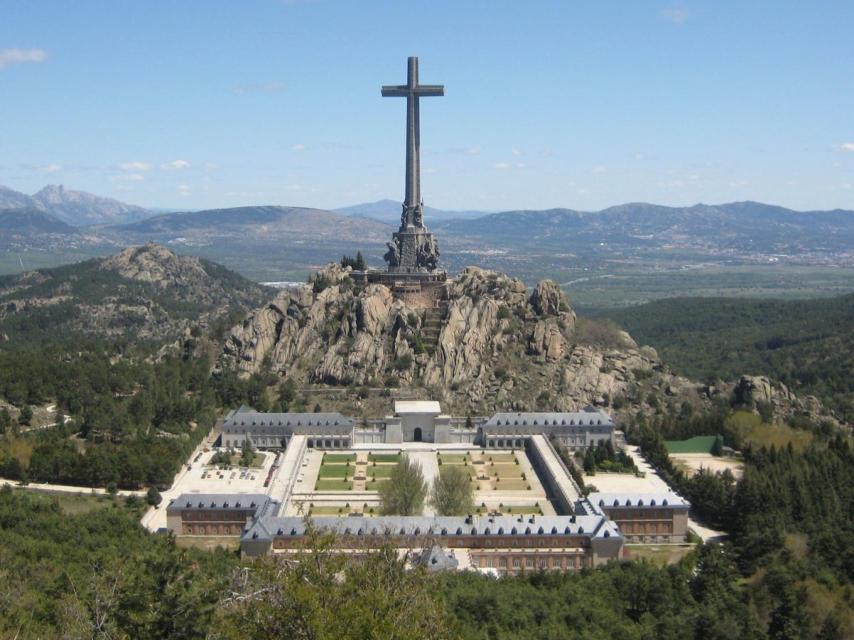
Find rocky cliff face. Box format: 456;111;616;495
222;265;702;416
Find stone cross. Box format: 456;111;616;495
382;56;444;230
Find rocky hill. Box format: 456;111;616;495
0;243;271;345
222;264;839;423
222;265;692;416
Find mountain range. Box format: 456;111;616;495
334;199;489;224
2;183;854;287
433;201;854;253
0;184;152;226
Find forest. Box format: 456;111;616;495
0;339;275;489
605;293;854;422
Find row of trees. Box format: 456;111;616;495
378;456;475;516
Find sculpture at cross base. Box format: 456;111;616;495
381;57;444;273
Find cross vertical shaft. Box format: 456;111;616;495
382;56;444;230
406;56;419;212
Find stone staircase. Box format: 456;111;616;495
420;307;445;355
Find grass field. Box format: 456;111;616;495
314;479;353;491
484;453;517;462
318;465;352;479
438;454;469;464
726;411;814;453
366;479;390;490
14;489;126;516
625;544;696;565
491;464;523;478
664;436;718;454
492;479;530;491
309;506;350;515
367;465;395;479
368;453;401;463
323;453;356;463
475;504;543;515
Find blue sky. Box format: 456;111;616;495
1;1;853;212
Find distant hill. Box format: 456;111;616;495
0;243;271;345
335;199;489;225
109;205;391;242
0;186;36;210
0;207;78;237
604;293;854;423
0;183;153;226
435;201;854;254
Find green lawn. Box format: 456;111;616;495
491;464;523;478
368;453;401;463
309;506;349;515
476;504;543;515
493;479;531;491
664;436;717;454
366;479;390;491
323;453;356;463
314;479;353;491
438;454;469;464
503;505;543;515
318;465;352;479
367;465;395;479
485;454;517;462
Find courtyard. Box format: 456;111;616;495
285;445;554;517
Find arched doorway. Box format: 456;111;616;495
414;427;423;442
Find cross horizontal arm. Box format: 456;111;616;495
414;85;444;97
381;85;409;97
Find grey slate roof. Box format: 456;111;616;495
482;409;614;431
587;492;690;509
223;406;354;429
414;544;459;572
241;513;621;544
166;493;277;516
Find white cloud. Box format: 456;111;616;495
120;161;152;171
511;147;521;156
841;183;852;190
494;162;511;170
231;81;287;96
0;48;48;70
291;143;306;151
729;179;750;187
840;143;854;152
111;173;145;183
467;145;481;155
592;166;607;174
661;6;689;24
37;163;62;173
161;159;191;170
178;184;191;197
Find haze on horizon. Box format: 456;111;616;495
2;1;853;213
